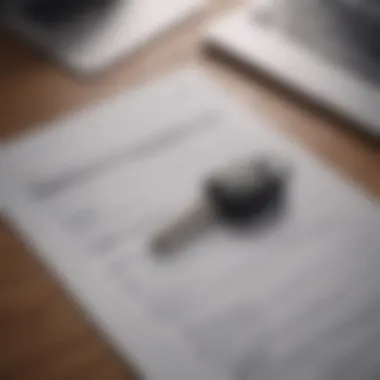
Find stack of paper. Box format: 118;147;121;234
1;68;379;380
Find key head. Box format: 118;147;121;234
205;157;291;224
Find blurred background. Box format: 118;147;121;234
0;1;379;380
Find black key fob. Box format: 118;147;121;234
205;157;291;224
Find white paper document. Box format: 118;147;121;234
1;68;380;380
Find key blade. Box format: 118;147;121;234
151;200;214;254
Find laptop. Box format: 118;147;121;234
205;0;380;139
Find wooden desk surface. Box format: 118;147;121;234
0;1;379;379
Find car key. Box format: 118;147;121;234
151;156;292;253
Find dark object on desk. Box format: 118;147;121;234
205;157;291;224
253;0;380;87
337;0;380;27
336;0;380;54
25;0;117;26
152;156;292;253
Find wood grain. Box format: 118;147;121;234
0;1;379;379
